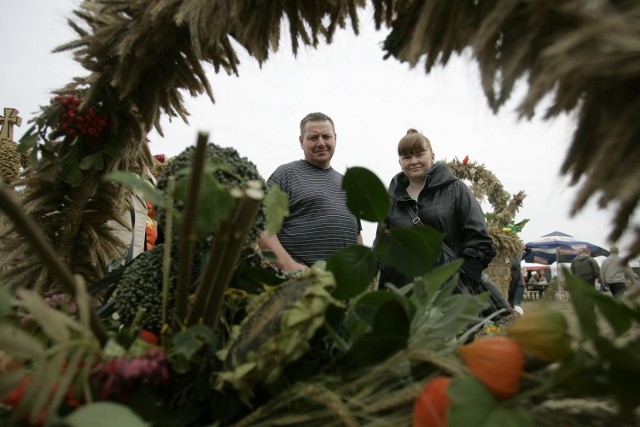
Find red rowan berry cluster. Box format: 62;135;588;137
51;95;109;145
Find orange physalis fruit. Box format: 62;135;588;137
458;335;524;399
413;376;451;427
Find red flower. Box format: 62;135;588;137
153;154;167;163
462;155;469;165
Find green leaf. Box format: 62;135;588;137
78;154;95;171
343;297;411;368
608;366;640;418
373;226;444;278
352;290;396;326
40;146;58;163
64;402;150;427
327;245;377;299
0;324;45;359
103;171;165;207
17;127;39;151
65;166;84;187
194;175;235;237
172;325;216;361
414;261;462;306
342;167;389;222
565;274;600;340
447;376;497;427
264;186;288;235
16;289;82;342
93;152;105;170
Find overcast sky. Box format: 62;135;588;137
4;0;636;262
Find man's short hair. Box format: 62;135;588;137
300;112;335;136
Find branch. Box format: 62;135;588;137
174;132;209;326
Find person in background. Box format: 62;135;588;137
375;129;497;295
259;112;363;273
537;272;548;285
108;165;158;270
508;258;525;312
600;246;636;298
570;247;600;288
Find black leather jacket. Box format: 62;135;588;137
377;162;495;286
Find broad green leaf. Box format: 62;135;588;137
172;331;202;361
448;375;497;427
196;176;235;236
0;325;45;358
65;166;84;186
40;146;58;163
172;325;216;361
104;171;164;207
371;296;410;341
264;186;288;235
415;260;462;306
565;273;600;340
93;152;105;170
428;294;488;337
343;297;410;368
352;291;396;326
327;245;377;299
78;153;95;170
18;127;39;151
342;167;389;222
608;366;640;418
550;349;605;395
65;402;150;427
373;226;444;278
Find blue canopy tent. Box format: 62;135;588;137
522;231;610;265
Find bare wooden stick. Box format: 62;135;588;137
186;184;263;327
174;132;209;326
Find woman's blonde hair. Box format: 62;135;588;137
397;128;432;157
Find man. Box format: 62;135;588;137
600;246;636;298
508;258;525;311
259;112;363;272
570;247;600;287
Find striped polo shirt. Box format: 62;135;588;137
268;160;361;266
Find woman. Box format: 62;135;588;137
376;129;497;294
